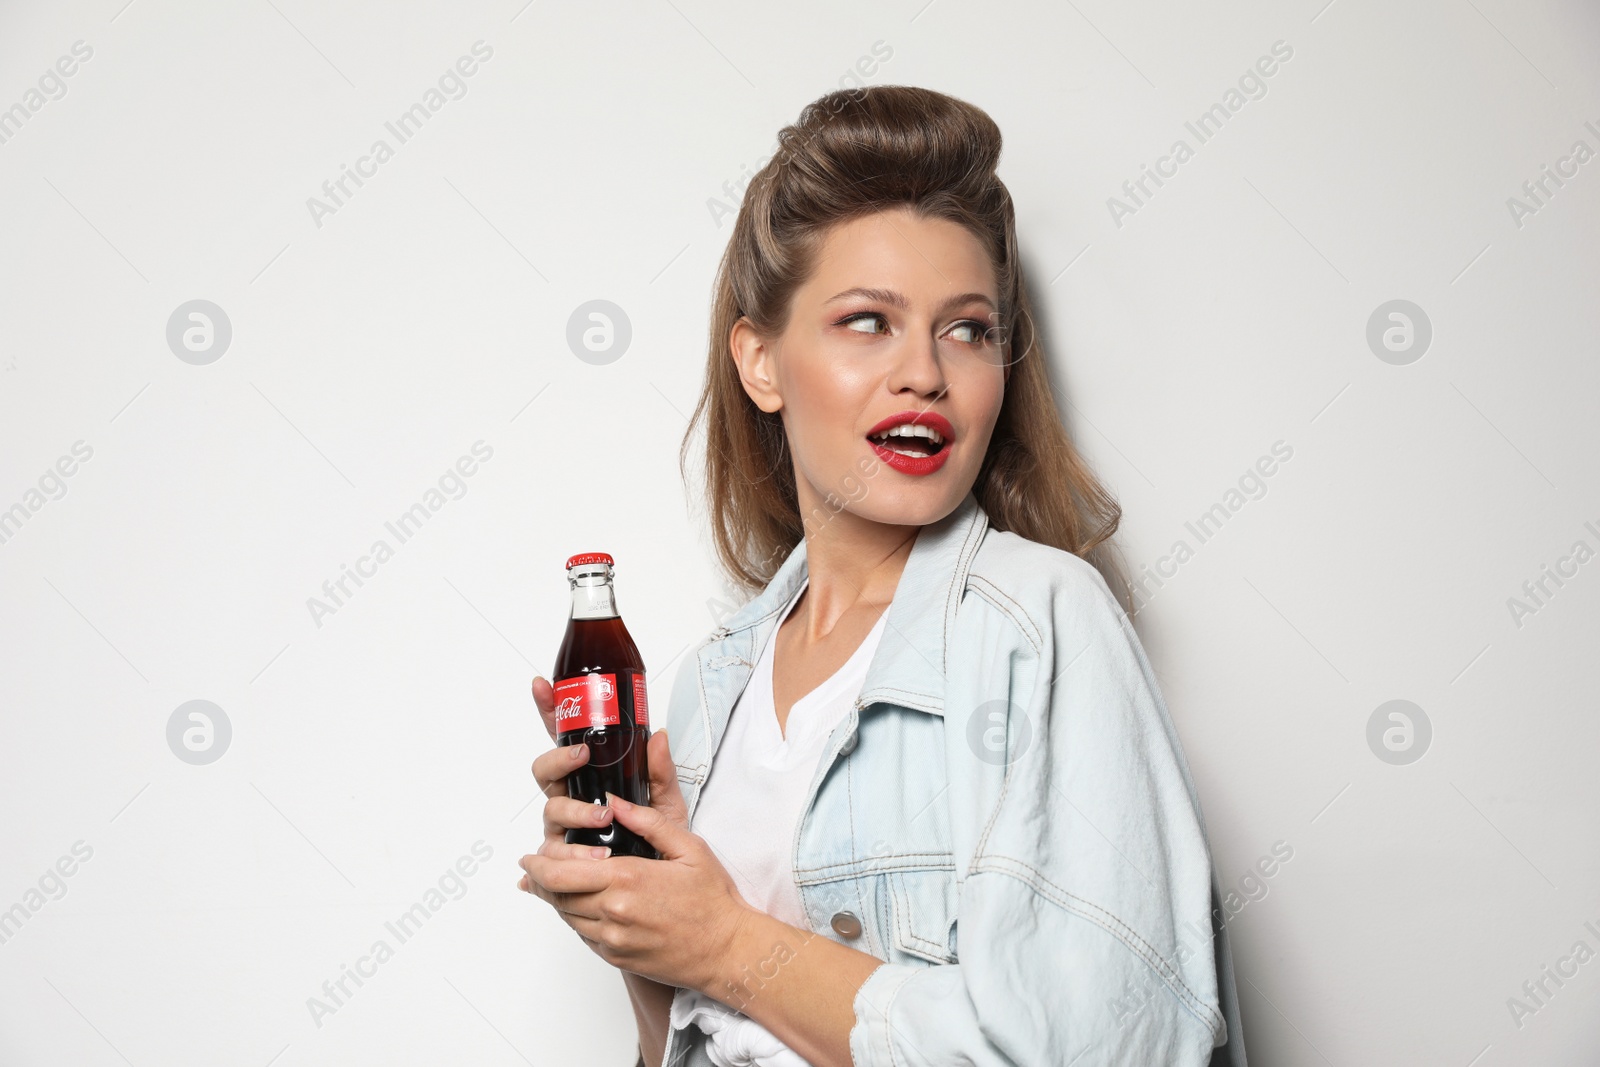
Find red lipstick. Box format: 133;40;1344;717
865;410;955;476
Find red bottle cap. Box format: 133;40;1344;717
565;552;615;569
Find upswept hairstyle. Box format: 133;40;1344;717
679;84;1132;612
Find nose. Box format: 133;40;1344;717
887;329;948;400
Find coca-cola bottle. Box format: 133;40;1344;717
552;552;659;859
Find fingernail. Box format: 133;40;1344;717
573;743;587;758
605;790;631;810
533;674;546;686
590;846;611;859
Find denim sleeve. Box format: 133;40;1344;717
849;560;1230;1065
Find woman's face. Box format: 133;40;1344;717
731;206;1009;531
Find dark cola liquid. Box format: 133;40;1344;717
553;613;659;860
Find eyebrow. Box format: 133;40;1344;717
825;287;996;313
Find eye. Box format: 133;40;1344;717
946;319;991;344
838;312;890;335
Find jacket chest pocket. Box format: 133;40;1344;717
887;866;959;966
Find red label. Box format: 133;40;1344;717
632;674;649;728
554;673;620;734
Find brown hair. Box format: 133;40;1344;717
678;84;1134;612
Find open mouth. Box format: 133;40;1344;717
867;424;948;458
863;411;956;475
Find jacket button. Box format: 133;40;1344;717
838;731;858;756
830;910;863;939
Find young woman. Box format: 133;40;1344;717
522;85;1247;1067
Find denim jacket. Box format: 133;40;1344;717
659;490;1247;1066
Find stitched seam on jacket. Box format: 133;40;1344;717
692;652;716;812
870;687;940;703
871;685;940;699
939;507;988;674
891;871;907;954
964;574;1042;863
795;851;955;876
878;968;913;1067
845;725;874;957
968;695;1219;1030
968;856;1222;1033
974;859;1216;1027
670;634;720;792
896;873;939;960
971;652;1020;861
891;872;955;961
858;684;941;709
966;575;1042;653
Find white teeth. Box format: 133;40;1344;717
870;423;944;446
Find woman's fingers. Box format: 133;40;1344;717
532;741;589;798
643;731;689;827
539;838;617;861
531;675;558;742
520;852;612;915
542;795;614;845
520;838;615;894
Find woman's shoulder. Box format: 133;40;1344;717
966;525;1125;628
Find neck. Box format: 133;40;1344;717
791;497;916;642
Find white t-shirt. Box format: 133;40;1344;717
673;581;888;1066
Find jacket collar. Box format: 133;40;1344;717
706;488;990;719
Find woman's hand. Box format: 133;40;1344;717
520;676;756;994
523;676;620;868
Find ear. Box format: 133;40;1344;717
730;316;783;414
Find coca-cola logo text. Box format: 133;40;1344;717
553;673;622;735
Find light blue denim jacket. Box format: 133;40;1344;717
659;490;1247;1066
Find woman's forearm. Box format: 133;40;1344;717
624;969;675;1067
696;908;884;1067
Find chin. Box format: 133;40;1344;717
855;482;971;528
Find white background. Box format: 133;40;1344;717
1;1;1597;1064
